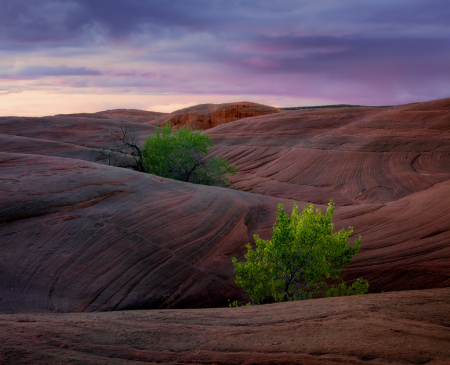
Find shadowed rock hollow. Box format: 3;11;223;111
148;101;281;130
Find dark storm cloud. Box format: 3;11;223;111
2;0;448;43
0;0;222;45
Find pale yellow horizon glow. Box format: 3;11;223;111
0;90;333;117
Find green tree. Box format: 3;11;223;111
142;123;237;186
232;201;369;304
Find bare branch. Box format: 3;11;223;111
100;122;147;172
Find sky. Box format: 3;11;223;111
0;0;449;116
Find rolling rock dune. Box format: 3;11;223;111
0;113;158;165
0;151;296;313
205;98;450;294
1;99;450;363
0;99;449;309
0;113;157;149
209;98;450;205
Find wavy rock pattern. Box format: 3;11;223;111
0;152;294;313
1;288;449;364
0;99;450;314
0;133;103;162
209;98;450;204
335;180;450;291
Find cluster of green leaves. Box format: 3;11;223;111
232;201;369;304
142;123;237;186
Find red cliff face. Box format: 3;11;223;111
149;101;281;130
0;99;449;315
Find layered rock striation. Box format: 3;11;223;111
209;98;450;205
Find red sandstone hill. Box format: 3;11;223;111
1;150;449;315
147;101;281;130
0;98;449;315
0;114;156;166
208;98;450;205
1;99;450;363
1;288;449;364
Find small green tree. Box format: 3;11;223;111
142;123;237;186
232;201;369;304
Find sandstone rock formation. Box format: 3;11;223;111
148;101;280;130
0;99;449;315
1;288;449;364
0;151;296;313
209;98;450;205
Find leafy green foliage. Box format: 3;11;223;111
228;299;251;307
142;123;237;186
232;201;369;304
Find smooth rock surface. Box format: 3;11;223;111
0;115;156;149
96;109;168;124
0;133;103;162
0;288;449;364
1;152;450;314
336;180;450;292
0;151;295;313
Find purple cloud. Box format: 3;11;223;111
0;0;448;106
0;66;100;79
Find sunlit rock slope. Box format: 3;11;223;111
148;101;280;130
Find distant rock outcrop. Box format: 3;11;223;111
149;102;280;130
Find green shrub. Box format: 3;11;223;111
142;123;237;186
232;201;369;304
